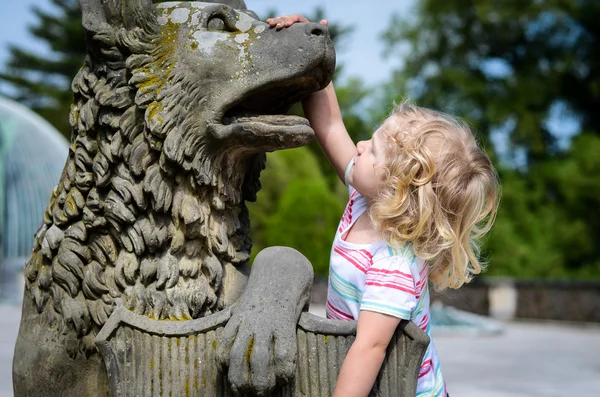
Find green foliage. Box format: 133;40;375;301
248;148;328;250
486;135;600;279
0;0;84;138
381;0;600;279
286;77;372;195
381;0;600;162
262;179;344;276
485;170;567;278
300;77;373;193
247;147;345;275
9;0;600;281
244;8;365;273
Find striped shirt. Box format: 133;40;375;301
326;187;447;396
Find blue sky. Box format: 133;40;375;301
0;0;580;158
0;0;415;87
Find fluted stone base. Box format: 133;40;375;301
96;306;429;397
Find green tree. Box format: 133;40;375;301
0;0;84;138
380;0;600;278
381;0;599;162
247;147;336;256
247;9;374;272
263;179;344;275
247;147;347;275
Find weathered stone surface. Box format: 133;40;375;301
94;253;429;396
13;0;335;395
94;312;429;397
217;246;314;395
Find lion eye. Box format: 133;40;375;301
207;16;226;31
205;7;238;32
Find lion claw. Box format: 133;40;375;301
217;247;313;395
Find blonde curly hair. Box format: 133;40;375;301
370;102;500;291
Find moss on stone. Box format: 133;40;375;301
243;335;255;380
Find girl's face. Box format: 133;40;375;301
348;122;390;200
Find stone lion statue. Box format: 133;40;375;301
12;1;335;395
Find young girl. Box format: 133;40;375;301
268;15;500;397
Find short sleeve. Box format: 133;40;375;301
344;155;356;190
360;255;417;320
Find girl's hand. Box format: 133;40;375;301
266;14;328;30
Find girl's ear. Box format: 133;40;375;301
80;0;157;33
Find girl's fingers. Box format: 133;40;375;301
266;14;311;29
294;15;310;24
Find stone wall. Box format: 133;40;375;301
311;277;600;323
513;280;600;322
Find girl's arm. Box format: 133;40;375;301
267;15;357;181
333;311;401;397
302;83;358;182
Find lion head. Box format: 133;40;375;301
23;0;334;356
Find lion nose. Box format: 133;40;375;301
305;22;328;37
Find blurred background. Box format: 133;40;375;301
0;0;599;396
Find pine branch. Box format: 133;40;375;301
3;47;80;79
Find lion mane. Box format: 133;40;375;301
23;4;264;357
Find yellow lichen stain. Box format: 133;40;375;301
323;335;330;344
64;196;77;215
244;336;255;380
191;41;198;50
137;69;165;96
159;353;163;396
164;312;193;321
194;374;199;390
150;359;154;370
70;103;80;124
185;379;190;397
236;30;255;79
176;338;181;347
211;340;217;350
147;101;164;123
157;20;180;65
135;20;180;97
